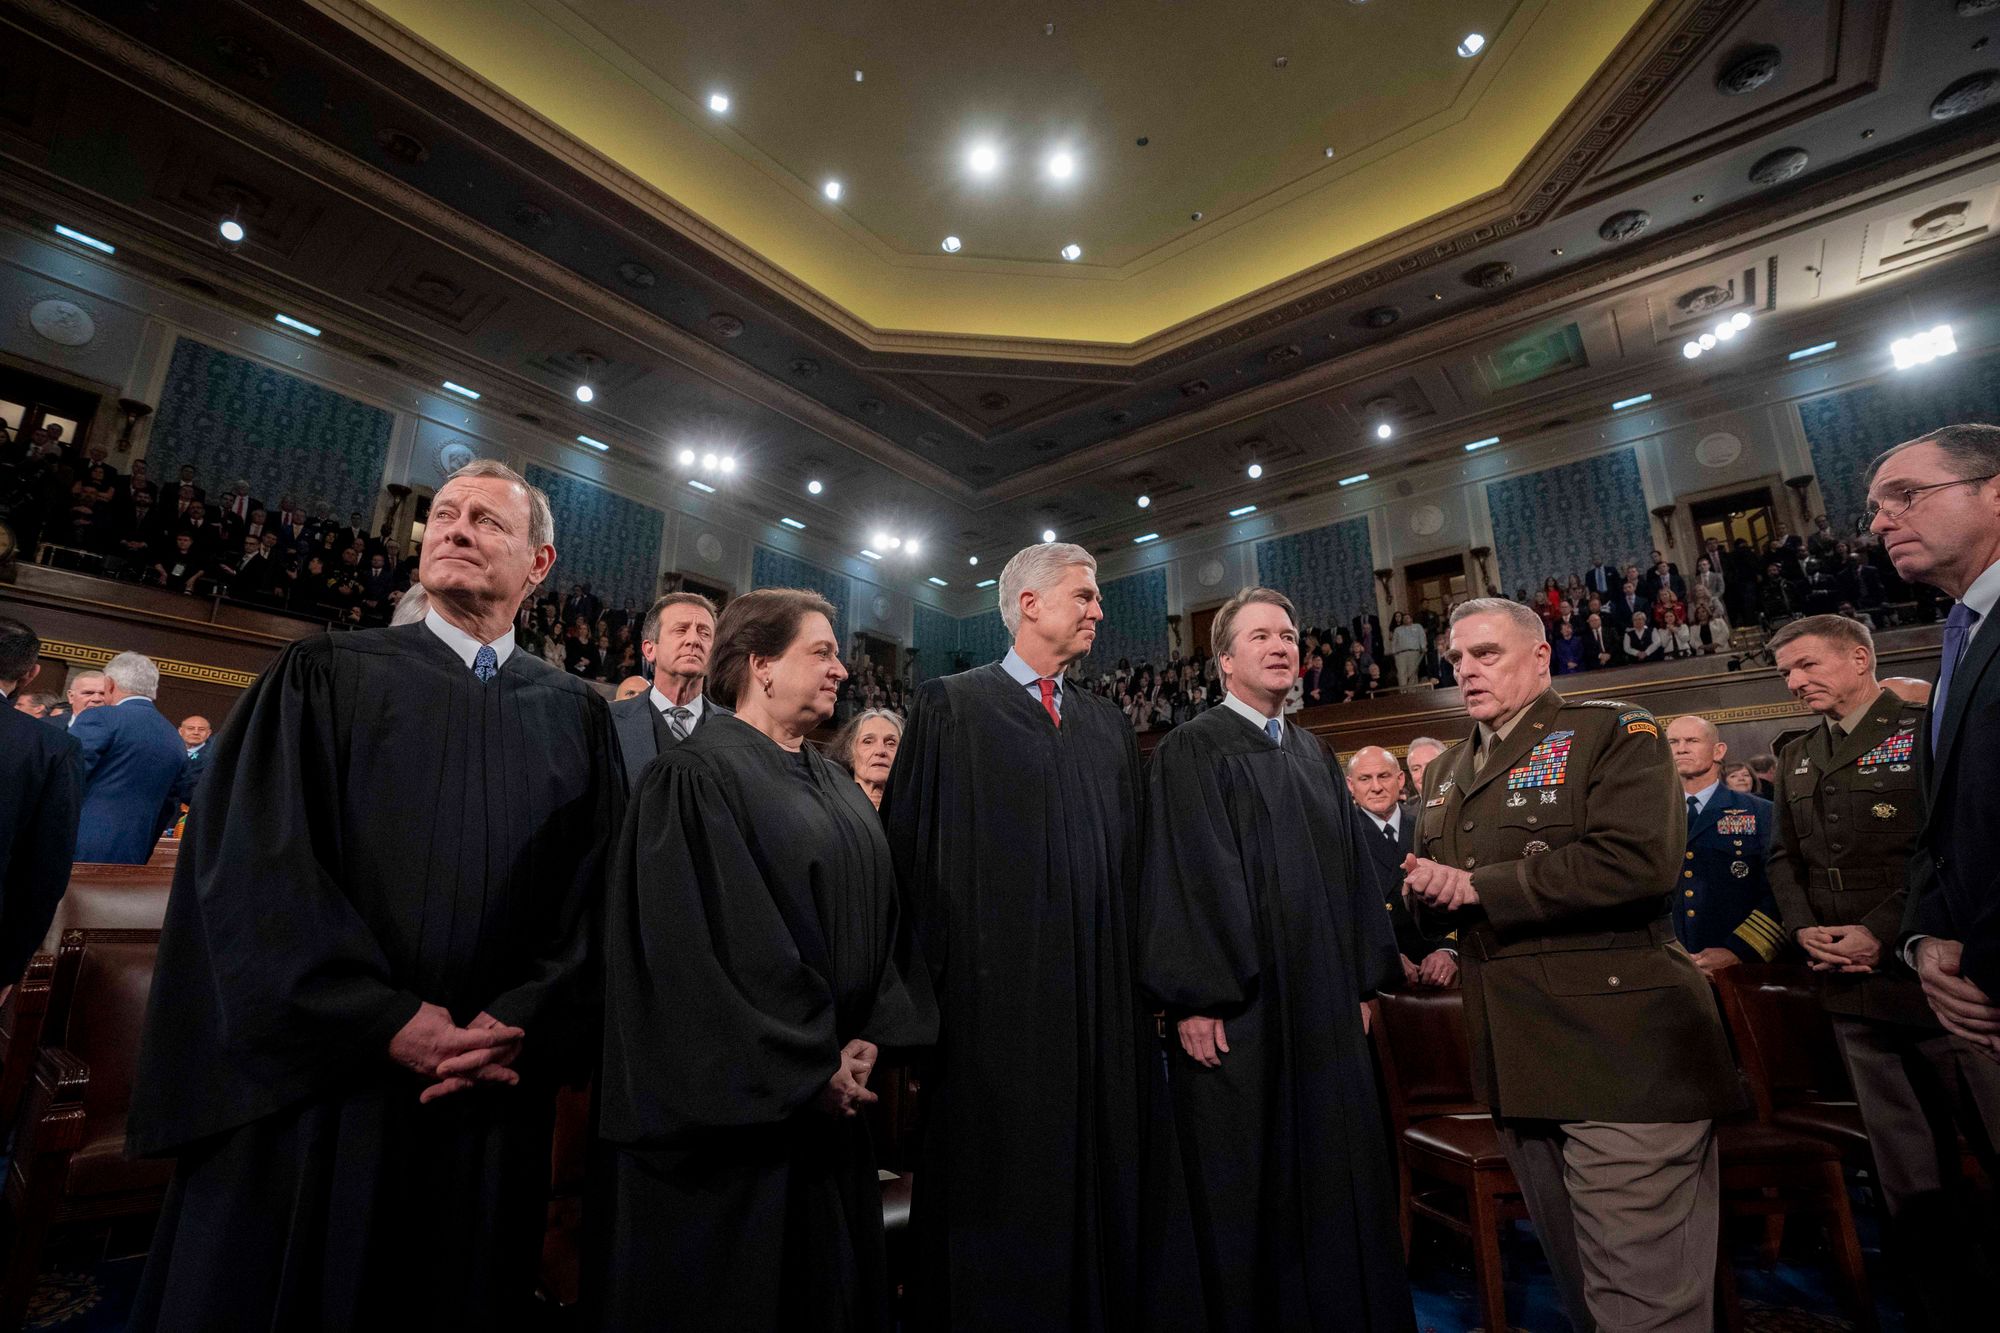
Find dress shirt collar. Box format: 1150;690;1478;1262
1365;805;1401;837
1687;779;1721;814
1221;687;1282;742
1001;646;1063;705
1474;705;1529;759
423;608;516;669
1831;696;1876;737
1957;557;2000;622
649;687;705;724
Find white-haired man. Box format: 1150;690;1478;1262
1139;587;1410;1330
128;460;625;1329
1403;736;1446;796
70;652;189;863
883;541;1148;1329
1404;597;1742;1333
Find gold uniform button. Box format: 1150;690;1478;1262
1463;857;1477;869
1685;890;1695;898
1608;976;1621;987
1686;852;1694;860
1686;909;1696;917
1684;870;1693;878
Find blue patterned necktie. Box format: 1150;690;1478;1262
1264;718;1282;744
472;644;498;682
1932;601;1980;750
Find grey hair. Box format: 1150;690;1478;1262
827;707;905;772
66;669;107;695
1868;422;2000;486
997;541;1097;635
1406;735;1447;759
390;582;430;626
1448;596;1546;643
443;459;555;551
101;651;161;700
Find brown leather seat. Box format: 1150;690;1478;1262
1712;965;1868;1164
1772;1101;1869;1151
1402;1113;1509;1168
39;861;174;952
1715;1118;1841;1165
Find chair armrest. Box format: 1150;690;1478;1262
0;955;57;1125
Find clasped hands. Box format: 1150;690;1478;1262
1400;853;1479;912
1797;924;1881;974
389;1002;524;1105
817;1039;880;1117
1913;938;2000;1063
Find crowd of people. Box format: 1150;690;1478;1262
4;432;2000;1333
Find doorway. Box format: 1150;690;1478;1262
1190;604;1221;661
1688;488;1778;552
0;364;100;457
854;631;899;680
1404;554;1468;623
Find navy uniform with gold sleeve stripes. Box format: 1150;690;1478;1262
1677;787;1782;962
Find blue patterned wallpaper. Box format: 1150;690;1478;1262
1087;567;1169;669
1799;349;2000;533
1486;448;1651;595
750;546;853;648
523;465;664;612
958;608;1010;668
1255;517;1375;632
146;338;393;520
911;602;960;682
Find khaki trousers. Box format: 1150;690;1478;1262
1833;1017;2000;1329
1496;1118;1719;1333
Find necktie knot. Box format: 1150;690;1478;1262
1264;718;1282;744
1687;795;1699;819
667;706;692;740
1946;601;1981;632
471;645;498;682
1934;601;1983;751
1036;677;1061;728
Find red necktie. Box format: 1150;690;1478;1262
1037;677;1060;728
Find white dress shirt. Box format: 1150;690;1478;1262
423;608;516;668
1221;688;1283;743
649;687;706;727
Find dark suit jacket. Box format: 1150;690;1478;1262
0;697;83;981
608;692;705;790
1905;605;2000;999
71;699;190;864
1354;801;1444;962
1583;564;1618;596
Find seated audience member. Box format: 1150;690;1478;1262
1623;611;1664;662
614;676;649;701
829;706;905;811
222;535;273;599
1690;593;1732;654
1580;611;1618;669
1721;761;1756;794
1658;607;1695;659
71;651;190;863
0;617;84;990
1551;620;1585;674
150;533;209;593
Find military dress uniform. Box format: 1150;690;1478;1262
1677;786;1782;962
1770;687;2000;1328
1415;687;1742;1333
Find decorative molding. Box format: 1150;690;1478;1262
39;639;259;689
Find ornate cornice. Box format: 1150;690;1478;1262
40;639;259;689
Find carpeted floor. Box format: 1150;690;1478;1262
24;1210;1909;1332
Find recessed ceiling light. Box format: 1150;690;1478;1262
941;235;962;253
807;479;823;494
1893;324;1956;370
1060;243;1083;262
968;555;980;566
1047;150;1076;180
854;69;864;82
780;517;806;530
1229;504;1258;518
1714;321;1737;342
274;313;321;336
1611;393;1654;410
576;435;609;452
677;448;696;466
53;224;114;254
1730;311;1752;331
442;381;481;400
1246;463;1263;479
1457;33;1486;58
976;578;998;588
823;180;843;201
1462;436;1500;452
886;536;903;551
574;383;595;403
219;219;245;244
860;548;883;560
1787;340;1838;361
873;532;892;549
1042;529;1057;543
687;479;717;494
1323;146;1336;159
701;452;718;470
969;144;1000;176
1136;494;1151;508
1133;532;1160;544
1683;342;1703;359
1698;333;1717;350
1374;423;1393;440
718;456;736;473
929;576;950;587
905;539;921;556
708;92;730;113
1339;472;1370;487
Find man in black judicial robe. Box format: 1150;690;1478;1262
882;542;1150;1331
127;461;623;1329
1139;588;1412;1333
0;617;83;988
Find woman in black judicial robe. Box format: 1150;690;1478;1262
596;588;937;1332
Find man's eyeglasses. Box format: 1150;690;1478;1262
1863;473;1997;524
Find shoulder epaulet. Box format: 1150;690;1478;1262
1566;697;1658;735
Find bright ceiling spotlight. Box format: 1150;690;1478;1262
677;448;696;466
941;235;962;253
1683;342;1703;359
807;479;823;495
1060;243;1083;262
1730;311;1752;331
968;144;1000;176
1136;494;1151;508
1047;150;1075;180
968;555;980;566
905;538;921;556
1457;33;1487;58
1892;324;1957;370
823;180;843;201
700;452;719;470
1042;529;1057;543
574;383;595;403
1698;333;1717;350
708;93;730;113
1714;320;1737;342
1374;422;1393;440
873;532;893;549
718;456;736;474
219;218;245;244
1247;462;1263;479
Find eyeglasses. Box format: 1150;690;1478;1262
1863;473;1996;524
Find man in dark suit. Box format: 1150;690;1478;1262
562;582;602;632
178;713;212;797
1351;611;1384;663
1871;424;2000;1142
71;651;190;864
1408;598;1742;1332
1583;557;1618;598
0;617;83;991
1666;714;1783;973
608;591;717;790
1767;614;1998;1328
1345;745;1455;987
1580;611;1619;670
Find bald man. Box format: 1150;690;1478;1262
180;715;213;797
613;675;649;702
1345;745;1455;987
1667;714;1783;973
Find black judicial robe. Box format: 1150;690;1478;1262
880;663;1149;1331
595;715;937;1331
1139;706;1413;1333
126;624;623;1330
